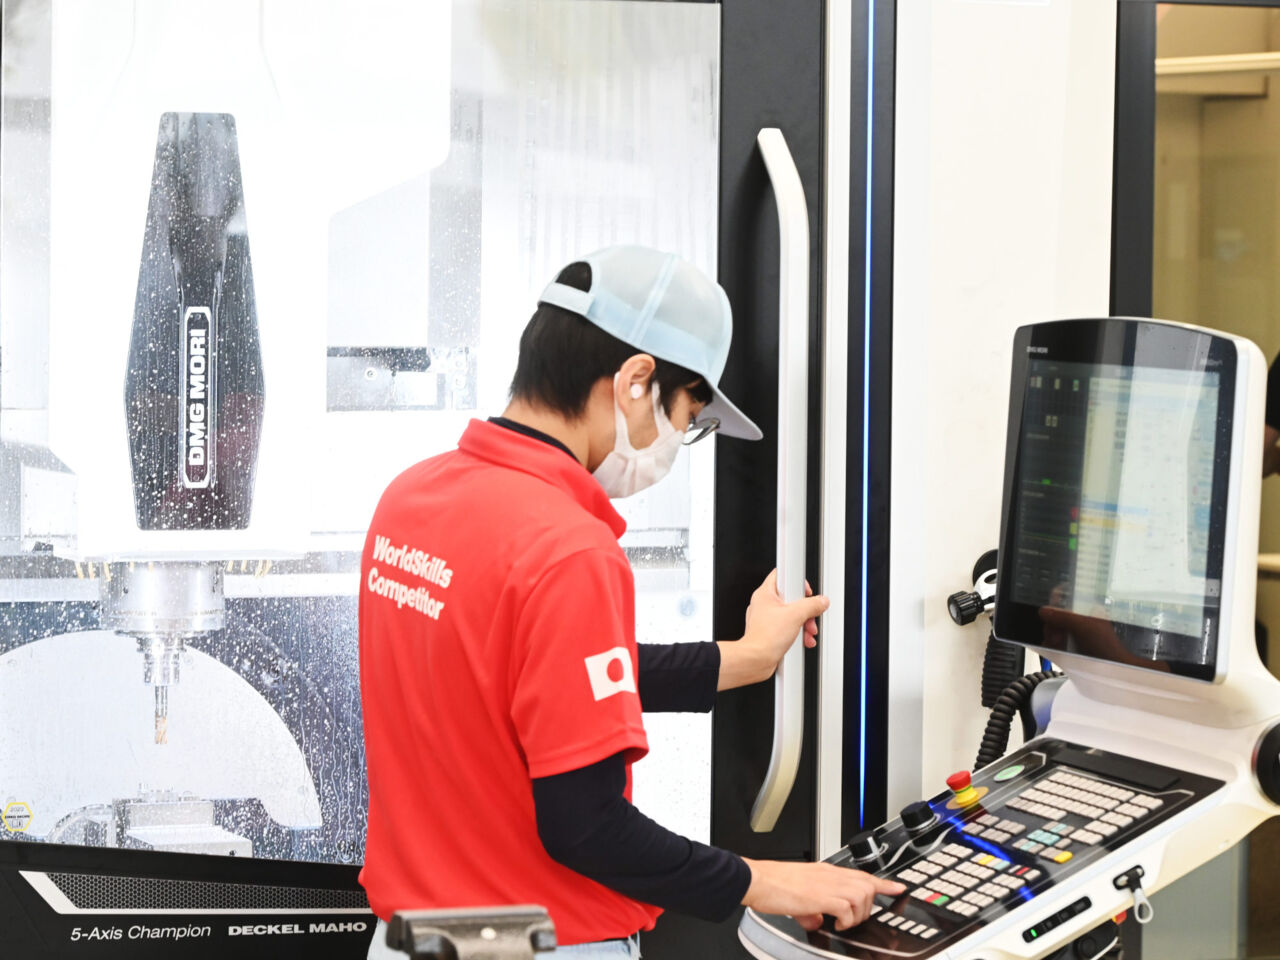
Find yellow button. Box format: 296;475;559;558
976;854;994;865
1053;851;1073;864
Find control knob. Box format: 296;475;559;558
946;590;987;625
901;800;938;838
846;829;885;865
1255;722;1280;805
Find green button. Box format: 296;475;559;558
994;764;1024;782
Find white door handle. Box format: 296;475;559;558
749;128;810;833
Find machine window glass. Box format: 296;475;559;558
0;0;719;864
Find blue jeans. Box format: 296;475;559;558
368;919;640;960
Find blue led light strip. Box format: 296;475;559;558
859;0;876;829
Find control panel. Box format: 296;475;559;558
740;739;1223;960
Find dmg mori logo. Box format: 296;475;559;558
181;306;215;489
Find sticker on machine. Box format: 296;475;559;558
2;801;32;832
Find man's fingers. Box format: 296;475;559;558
795;914;824;932
804;579;813;597
872;877;908;896
829;901;855;931
794;594;830;622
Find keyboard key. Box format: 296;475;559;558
1023;869;1042;881
963;892;995;908
1118;803;1148;818
978;882;1006;897
1055;837;1072;848
870;904;882;915
1071;830;1103;845
921;928;938;940
899;869;927;885
908;922;928;936
979;814;999;826
928;853;958;867
944;843;972;858
1000;820;1026;834
1132;794;1163;810
990;858;1011;871
962;823;984;835
1102;812;1134;828
916;861;941;876
985;829;1011;843
974;854;995;866
888;915;906;928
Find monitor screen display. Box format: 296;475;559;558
995;321;1236;682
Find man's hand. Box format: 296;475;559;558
740;858;906;931
717;570;828;691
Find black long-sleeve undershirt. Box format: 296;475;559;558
636;641;720;712
533;642;748;923
533;752;751;923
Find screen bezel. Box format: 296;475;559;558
993;319;1236;683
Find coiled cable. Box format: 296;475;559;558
980;632;1024;708
974;670;1061;770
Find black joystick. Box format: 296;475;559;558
947;590;987;626
846;830;884;865
901;801;938;838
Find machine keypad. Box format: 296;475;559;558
810;747;1198;958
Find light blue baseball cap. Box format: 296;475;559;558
537;245;762;441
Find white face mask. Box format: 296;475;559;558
593;379;685;498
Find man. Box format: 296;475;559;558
359;246;901;958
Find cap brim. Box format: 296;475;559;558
701;385;763;441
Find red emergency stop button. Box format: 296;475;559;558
947;770;980;807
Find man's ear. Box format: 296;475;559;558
615;353;657;408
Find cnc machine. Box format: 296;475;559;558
741;318;1280;960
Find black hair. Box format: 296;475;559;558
509;261;714;419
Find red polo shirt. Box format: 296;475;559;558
358;419;660;944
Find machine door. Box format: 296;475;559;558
710;0;895;869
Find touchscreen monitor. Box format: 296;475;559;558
994;319;1236;682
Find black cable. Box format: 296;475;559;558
980;632;1024;708
974;670;1061;770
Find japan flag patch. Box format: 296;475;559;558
584;646;637;702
